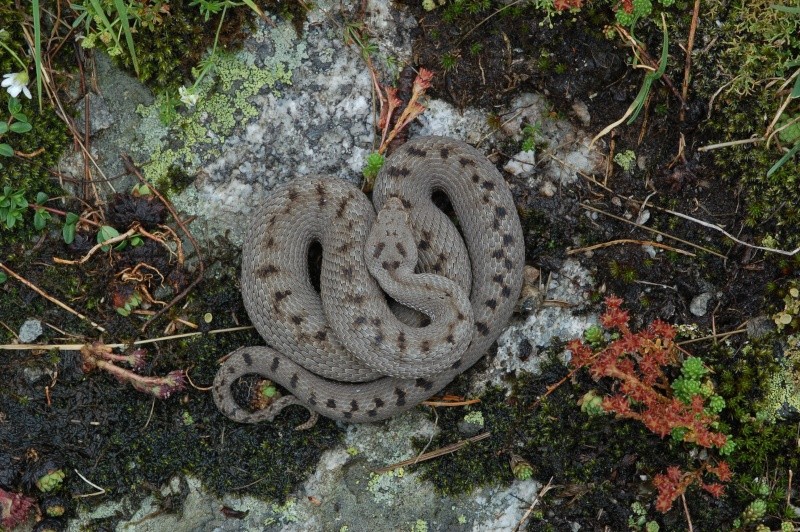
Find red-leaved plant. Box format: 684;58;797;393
567;295;731;512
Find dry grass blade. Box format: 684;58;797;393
0;262;106;333
579;203;726;259
374;432;491;474
567;238;694;257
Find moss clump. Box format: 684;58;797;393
84;0;255;91
695;0;800;249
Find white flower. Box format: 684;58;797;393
1;71;31;99
178;86;199;107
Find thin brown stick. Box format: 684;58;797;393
0;325;254;351
567;238;694;257
681;492;694;531
580;203;726;259
0;262;106;333
420;398;481;407
514;478;555;532
679;0;701;122
120;155;206;331
374;432;491;474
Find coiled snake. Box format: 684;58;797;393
213;136;524;425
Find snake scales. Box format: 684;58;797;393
213;136;524;425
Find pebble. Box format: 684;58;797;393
18;319;43;343
689;292;713;317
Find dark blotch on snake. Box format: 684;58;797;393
486;299;497;309
394;387;407;406
327;398;336;408
242;352;253;366
271;357;280;371
415;378;434;390
440;147;450;158
407;147;427;157
388;166;411;177
258;264;278;277
290;374;298;388
482;181;495;191
476;322;490;335
373;242;386;258
315;330;327;341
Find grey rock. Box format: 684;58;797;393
75;92;115;136
690;292;713;316
18;318;43;343
746;316;774;339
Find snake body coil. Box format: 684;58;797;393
213;136;524;424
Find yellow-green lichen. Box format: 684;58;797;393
755;334;800;422
367;467;406;504
133;22;307;187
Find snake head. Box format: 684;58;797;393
365;196;418;279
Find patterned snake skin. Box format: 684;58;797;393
213;136;524;424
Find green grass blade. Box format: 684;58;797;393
766;141;800;178
626;17;669;125
88;0;122;50
113;0;139;76
32;0;43;110
241;0;267;20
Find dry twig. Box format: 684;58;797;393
374;432;491;474
0;262;106;333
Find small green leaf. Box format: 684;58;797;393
97;225;120;251
7;97;21;114
0;270;7;283
0;122;8;134
0;144;13;157
62;222;76;244
130;235;143;247
11;112;28;124
36;192;48;204
34;209;50;230
10;121;32;134
6;212;16;228
65;212;79;225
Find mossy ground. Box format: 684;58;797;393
2;0;800;529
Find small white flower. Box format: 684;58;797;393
178;86;199;107
1;71;31;99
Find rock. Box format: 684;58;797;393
18;319;43;343
690;292;713;317
746;316;774;339
75;93;114;136
503;149;536;176
571;100;591;126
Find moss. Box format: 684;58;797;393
694;0;800;249
94;0;255;91
133;22;306;186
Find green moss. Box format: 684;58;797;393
695;0;800;249
133;22;306;186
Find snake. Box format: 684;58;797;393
212;136;524;425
